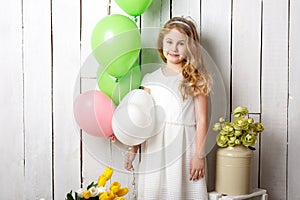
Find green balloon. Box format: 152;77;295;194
115;0;153;17
97;64;142;105
91;14;141;77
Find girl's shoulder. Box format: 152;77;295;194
142;68;162;83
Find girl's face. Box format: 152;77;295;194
162;28;187;65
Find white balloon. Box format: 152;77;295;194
112;103;155;146
112;119;145;146
120;89;154;113
129;89;154;112
127;104;153;128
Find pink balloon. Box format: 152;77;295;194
74;90;116;137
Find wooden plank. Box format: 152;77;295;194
201;0;231;117
232;0;261;113
0;0;24;199
81;0;108;78
261;0;288;199
140;0;169;76
288;0;300;199
52;0;81;198
80;78;110;187
161;0;171;23
172;0;201;34
80;0;109;189
23;0;52;199
201;0;231;191
249;114;260;189
142;0;168;27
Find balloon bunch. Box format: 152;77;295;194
73;0;152;139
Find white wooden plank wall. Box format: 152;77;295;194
231;0;262;191
80;0;109;188
232;0;261;113
261;0;288;199
23;0;52;199
0;0;299;199
52;0;81;199
0;0;24;199
288;0;300;199
201;0;232;191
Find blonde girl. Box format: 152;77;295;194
125;17;211;200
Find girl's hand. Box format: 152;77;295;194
143;87;151;94
140;86;151;94
124;145;139;171
189;156;205;181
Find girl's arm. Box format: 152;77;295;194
190;94;209;181
124;145;140;171
194;94;209;159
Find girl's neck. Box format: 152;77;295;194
166;62;183;74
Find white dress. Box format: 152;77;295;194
137;68;208;200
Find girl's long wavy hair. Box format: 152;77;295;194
157;17;212;99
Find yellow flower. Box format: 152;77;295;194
83;190;91;199
212;122;222;131
110;182;121;194
232;106;248;117
241;133;257;147
222;122;234;133
234;139;241;145
104;167;113;180
98;175;107;187
115;198;126;200
116;188;129;197
228;136;237;146
99;191;115;200
216;134;228;147
219;117;225;123
233;117;249;131
247;118;254;123
213;106;264;148
254;122;264;132
234;130;242;136
98;167;114;187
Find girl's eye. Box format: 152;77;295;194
179;42;185;46
166;40;172;44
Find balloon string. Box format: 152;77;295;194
129;70;133;91
131;168;137;200
109;139;113;185
118;82;121;103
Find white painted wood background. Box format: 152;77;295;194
0;0;299;199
